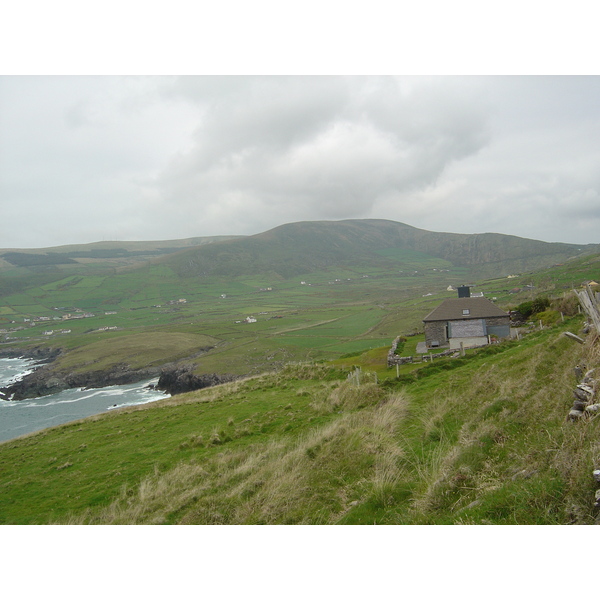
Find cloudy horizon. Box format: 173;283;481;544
1;75;599;249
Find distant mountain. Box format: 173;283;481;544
160;219;598;279
0;235;243;270
2;219;596;280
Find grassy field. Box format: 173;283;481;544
0;255;472;376
1;315;598;525
2;229;599;386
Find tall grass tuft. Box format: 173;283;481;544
67;390;412;524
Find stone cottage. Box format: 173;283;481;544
422;290;510;350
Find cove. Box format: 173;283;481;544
0;358;170;443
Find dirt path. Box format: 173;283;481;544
272;318;340;335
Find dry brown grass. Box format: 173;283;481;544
401;328;600;523
67;389;411;524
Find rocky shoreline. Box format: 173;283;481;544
0;345;61;363
0;360;164;401
156;366;237;395
0;345;237;401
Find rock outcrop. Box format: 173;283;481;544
0;346;61;362
156;366;237;396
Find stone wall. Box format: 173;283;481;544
424;321;448;348
449;337;488;350
387;336;457;367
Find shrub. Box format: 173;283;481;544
531;295;551;314
515;300;534;318
516;296;551;319
394;337;407;355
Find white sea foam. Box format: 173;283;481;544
107;396;165;410
0;364;170;443
0;357;38;387
0;398;18;408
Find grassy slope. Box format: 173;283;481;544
53;332;219;372
2;220;597;381
1;316;598;525
161;219;596;280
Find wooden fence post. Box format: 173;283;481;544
574;285;600;332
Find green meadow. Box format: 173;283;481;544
2;246;599;380
0;255;473;375
1;316;598;525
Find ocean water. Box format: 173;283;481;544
0;357;170;443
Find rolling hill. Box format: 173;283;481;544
159;219;598;280
0;234;243;271
1;218;598;387
2;218;595;281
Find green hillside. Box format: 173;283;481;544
0;235;242;272
0;234;243;258
161;219;597;280
1;316;598;525
1;219;598;386
1;217;599;524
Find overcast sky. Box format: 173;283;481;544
1;75;599;248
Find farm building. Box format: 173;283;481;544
422;289;510;350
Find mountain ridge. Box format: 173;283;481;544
0;234;244;255
2;218;596;281
157;218;598;280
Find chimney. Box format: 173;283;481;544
457;285;471;298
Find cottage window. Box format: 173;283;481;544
462;309;470;315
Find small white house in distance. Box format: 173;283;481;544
245;316;257;323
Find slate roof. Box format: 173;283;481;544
422;297;509;322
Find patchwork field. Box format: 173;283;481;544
1;220;599;380
0;259;471;375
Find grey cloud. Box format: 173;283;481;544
157;76;492;227
164;76;349;167
0;77;197;247
2;76;599;248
